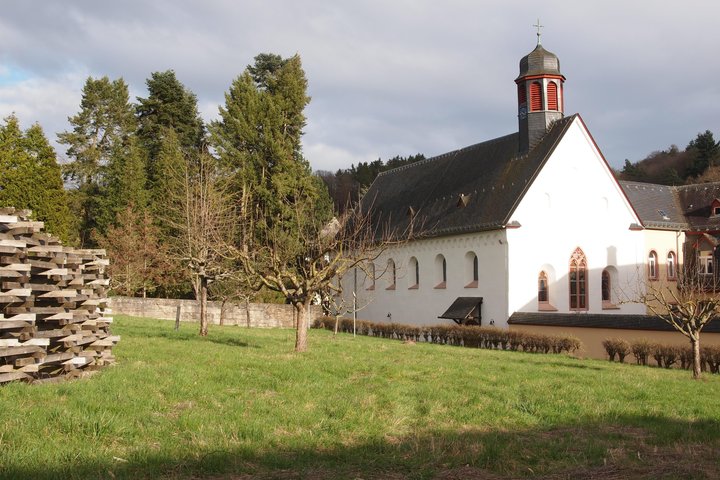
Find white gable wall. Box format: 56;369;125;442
506;117;646;318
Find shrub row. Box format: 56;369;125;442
312;317;582;355
602;337;720;373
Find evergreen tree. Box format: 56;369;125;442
136;70;205;197
0;115;73;243
211;54;332;242
686;130;719;178
58;76;142;244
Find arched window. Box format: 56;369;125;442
648;251;658;280
601;269;611;302
465;252;479;288
435;254;447;289
518;84;526;105
386;259;396;290
409;257;419;289
667;251;676;280
547;81;558;110
538;271;549;304
529;81;543;111
366;262;375;290
569;248;588;310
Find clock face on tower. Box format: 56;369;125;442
518;105;527;119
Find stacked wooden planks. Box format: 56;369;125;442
0;208;119;384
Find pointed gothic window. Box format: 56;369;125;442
569;248;588;310
547;81;558;110
530;81;543;111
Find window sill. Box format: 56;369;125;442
464;281;478;288
386;285;395;291
538;303;557;311
434;282;446;289
366;286;375;291
602;301;620;310
408;285;418;290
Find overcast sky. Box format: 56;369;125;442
1;1;718;173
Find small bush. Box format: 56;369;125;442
311;319;580;356
631;339;653;366
702;345;720;374
602;338;631;363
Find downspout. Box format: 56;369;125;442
503;232;510;326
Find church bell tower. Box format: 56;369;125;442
516;22;565;153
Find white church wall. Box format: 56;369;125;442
346;230;508;326
506;117;647;318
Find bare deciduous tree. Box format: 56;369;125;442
635;272;719;379
166;153;237;336
235;199;401;352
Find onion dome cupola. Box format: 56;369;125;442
515;25;566;153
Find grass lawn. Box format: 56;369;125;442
1;316;719;479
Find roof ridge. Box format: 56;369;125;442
376;131;518;178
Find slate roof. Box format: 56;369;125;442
619;181;720;232
508;312;720;333
361;114;577;239
618;181;687;230
675;182;720;231
517;44;563;80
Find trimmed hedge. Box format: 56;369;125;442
602;337;720;373
312;317;581;355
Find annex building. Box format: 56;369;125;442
344;37;720;357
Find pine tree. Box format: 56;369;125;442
58;76;143;244
0;115;73;243
211;54;332;242
136;70;205;198
211;53;340;351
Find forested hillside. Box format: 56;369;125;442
617;130;720;185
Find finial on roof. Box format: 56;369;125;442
533;18;544;45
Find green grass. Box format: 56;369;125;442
1;316;719;479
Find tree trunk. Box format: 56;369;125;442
334;315;339;337
245;297;251;328
294;300;311;352
692;335;702;380
199;275;209;336
219;298;227;326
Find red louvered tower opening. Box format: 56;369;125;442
518;84;526;105
547;81;558;110
529;82;542;111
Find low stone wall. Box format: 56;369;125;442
110;296;321;328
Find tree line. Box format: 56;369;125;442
1;53;406;350
617;130;720;185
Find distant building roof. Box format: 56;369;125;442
620;180;720;232
361;115;577;240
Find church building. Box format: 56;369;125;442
343;36;720;355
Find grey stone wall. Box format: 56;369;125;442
109;296;321;328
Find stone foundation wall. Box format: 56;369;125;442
110;296;321;328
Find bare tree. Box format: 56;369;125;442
635;271;719;379
234;199;401;352
166;152;237;336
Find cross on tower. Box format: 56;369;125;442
534;18;544;45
